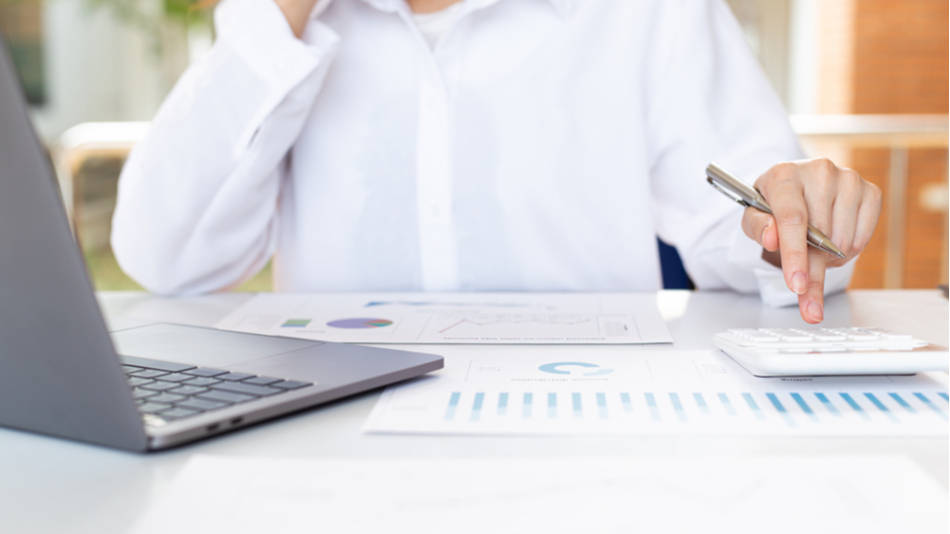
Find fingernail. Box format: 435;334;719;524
760;221;770;244
791;272;806;294
807;300;823;321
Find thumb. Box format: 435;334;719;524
741;207;778;252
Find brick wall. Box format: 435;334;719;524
819;0;948;288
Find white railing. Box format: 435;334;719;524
791;114;949;288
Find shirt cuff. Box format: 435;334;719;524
214;0;340;152
728;221;855;307
215;0;339;88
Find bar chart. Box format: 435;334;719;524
365;349;949;436
431;389;946;431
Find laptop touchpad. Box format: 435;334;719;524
111;323;319;368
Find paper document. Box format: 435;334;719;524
364;347;949;436
215;292;672;344
137;455;947;534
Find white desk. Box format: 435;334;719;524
2;290;947;532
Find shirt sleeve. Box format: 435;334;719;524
111;0;339;295
645;0;853;306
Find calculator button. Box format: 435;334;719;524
774;329;812;341
747;331;780;342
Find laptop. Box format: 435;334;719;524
0;40;443;451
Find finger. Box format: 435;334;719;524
799;251;827;324
829;171;862;257
761;176;809;295
852;182;883;253
741;208;778;251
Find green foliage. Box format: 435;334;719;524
85;0;213;29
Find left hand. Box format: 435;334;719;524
741;158;882;324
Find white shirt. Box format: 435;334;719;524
414;1;469;47
111;0;852;304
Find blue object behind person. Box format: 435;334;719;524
657;238;694;290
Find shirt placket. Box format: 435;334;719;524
399;9;461;291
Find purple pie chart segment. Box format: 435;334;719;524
326;318;394;329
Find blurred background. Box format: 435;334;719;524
0;0;947;292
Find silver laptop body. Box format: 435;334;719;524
0;39;442;451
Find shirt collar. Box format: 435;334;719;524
317;0;576;18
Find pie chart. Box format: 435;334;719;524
326;318;394;329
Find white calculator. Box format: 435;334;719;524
713;327;949;377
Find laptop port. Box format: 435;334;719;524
206;423;219;432
230;417;243;426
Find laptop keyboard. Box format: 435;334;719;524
120;355;312;426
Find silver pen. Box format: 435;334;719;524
705;163;846;259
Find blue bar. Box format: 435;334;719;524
717;393;736;415
548;392;557;418
523;392;533;418
839;393;868;419
498;392;509;416
596;392;608;419
914;392;947;419
767;393;795;427
888;392;914;412
865;393;897;422
790;393;815;417
470;392;485;421
939;392;949;403
766;393;786;413
572;392;583;418
645;393;659;421
864;393;888;412
670;393;686;421
814;393;840;416
693;393;709;413
445;391;461;421
742;393;763;418
620;392;633;413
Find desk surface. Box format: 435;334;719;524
3;290;947;532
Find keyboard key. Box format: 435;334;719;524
159;373;194;383
178;398;229;412
139;402;172;414
129;369;168;379
141;381;180;392
244;376;282;386
121;364;143;374
127;376;154;387
169;385;209;396
132;388;157;400
148;393;187;404
120;355;196;373
212;382;282;397
183;377;221;387
216;372;256;381
186;368;229;377
198;390;256;404
157;407;200;420
271;380;312;390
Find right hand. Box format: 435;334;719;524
274;0;320;37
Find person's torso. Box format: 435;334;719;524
276;0;669;292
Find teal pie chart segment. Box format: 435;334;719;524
538;362;614;376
